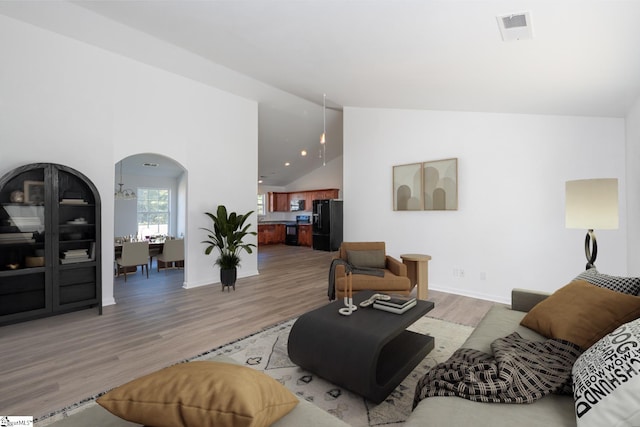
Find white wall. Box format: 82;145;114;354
626;95;640;274
0;15;258;304
177;173;187;239
344;107;627;303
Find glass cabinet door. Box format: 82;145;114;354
54;166;99;308
0;165;50;318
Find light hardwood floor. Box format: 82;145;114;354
0;245;494;419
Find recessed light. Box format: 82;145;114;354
301;150;307;156
258;179;263;184
285;162;291;166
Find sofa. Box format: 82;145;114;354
332;241;412;299
42;393;348;427
406;269;640;427
47;295;562;427
406;288;578;426
42;354;350;427
43;270;640;427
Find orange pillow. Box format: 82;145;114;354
520;280;640;349
97;361;298;427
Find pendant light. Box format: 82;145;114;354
114;160;136;200
320;93;326;166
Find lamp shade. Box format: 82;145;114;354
565;178;618;230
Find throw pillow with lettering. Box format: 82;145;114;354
572;317;640;427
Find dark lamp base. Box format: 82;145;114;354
584;229;597;270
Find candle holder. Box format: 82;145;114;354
339;272;357;316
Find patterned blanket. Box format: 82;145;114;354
413;332;582;408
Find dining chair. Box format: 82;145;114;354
148;244;163;271
156;238;184;272
116;241;150;282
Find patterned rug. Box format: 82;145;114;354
36;315;473;427
191;315;473;426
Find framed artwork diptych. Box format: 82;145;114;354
393;158;458;211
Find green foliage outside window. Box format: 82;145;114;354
137;188;170;237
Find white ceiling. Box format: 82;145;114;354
3;1;640;185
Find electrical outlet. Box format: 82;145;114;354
480;272;487;281
459;269;465;278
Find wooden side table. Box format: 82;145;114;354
401;254;432;300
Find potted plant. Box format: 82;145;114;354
202;205;257;291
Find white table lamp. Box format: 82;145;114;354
565;178;618;269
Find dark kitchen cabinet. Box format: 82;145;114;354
0;163;101;325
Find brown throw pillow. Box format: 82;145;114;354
520;280;640;349
97;361;298;427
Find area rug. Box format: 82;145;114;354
36;315;473;427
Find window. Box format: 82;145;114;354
257;193;266;215
137;188;170;238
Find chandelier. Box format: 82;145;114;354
114;160;136;200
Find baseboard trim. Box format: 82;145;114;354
183;269;260;289
430;284;510;305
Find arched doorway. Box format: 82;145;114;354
114;153;187;296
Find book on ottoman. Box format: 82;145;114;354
375;296;416;309
373;297;417;314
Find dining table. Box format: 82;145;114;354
114;239;165;258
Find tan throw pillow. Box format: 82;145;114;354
520;280;640;350
97;361;298;427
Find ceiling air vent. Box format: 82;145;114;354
497;12;533;42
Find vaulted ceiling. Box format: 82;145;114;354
3;1;640;185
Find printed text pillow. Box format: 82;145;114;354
573;318;640;426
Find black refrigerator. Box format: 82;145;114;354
312;199;343;251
